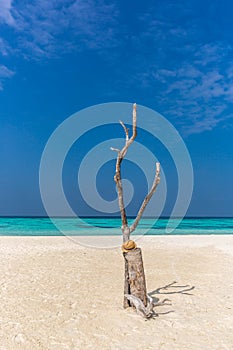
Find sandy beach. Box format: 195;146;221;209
0;235;233;350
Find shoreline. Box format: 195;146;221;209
0;234;233;255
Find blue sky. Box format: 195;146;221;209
0;0;233;217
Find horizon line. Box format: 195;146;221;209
0;216;233;219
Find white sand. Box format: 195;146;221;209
0;235;233;350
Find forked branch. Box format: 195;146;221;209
111;103;160;239
111;104;137;236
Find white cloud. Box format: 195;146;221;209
0;64;14;90
1;0;233;134
128;3;233;135
164;73;233;133
0;0;119;92
193;43;230;66
132;34;233;135
0;0;15;25
0;0;119;58
0;37;10;55
0;64;14;78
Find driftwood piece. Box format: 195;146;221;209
123;248;147;308
124;294;171;318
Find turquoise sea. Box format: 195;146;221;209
0;217;232;236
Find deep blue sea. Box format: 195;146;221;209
0;217;232;236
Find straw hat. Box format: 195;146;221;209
121;240;137;253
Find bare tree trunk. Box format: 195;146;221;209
111;103;160;313
123;248;147;308
123;253;130;308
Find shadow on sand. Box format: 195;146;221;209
148;281;195;318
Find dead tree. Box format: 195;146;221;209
111;103;162;318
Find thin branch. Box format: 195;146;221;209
121;103;137;158
111;103;160;240
110;147;121;153
111;103;137;234
119;120;129;141
130;162;160;233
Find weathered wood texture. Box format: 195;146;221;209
111;104;161;314
123;248;147;308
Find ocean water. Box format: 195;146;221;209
0;217;232;236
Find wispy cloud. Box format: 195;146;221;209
2;0;119;59
153;43;233;134
0;0;15;25
0;37;10;55
1;0;233;135
0;64;15;90
128;1;233;135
